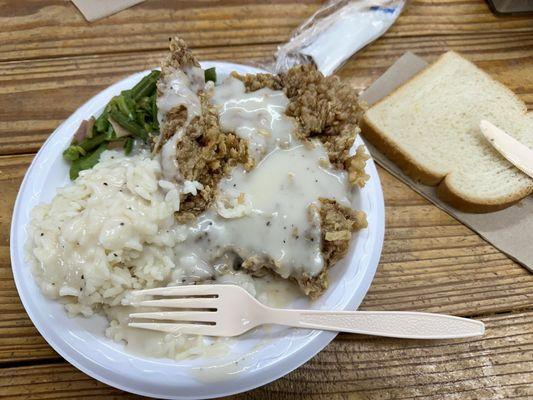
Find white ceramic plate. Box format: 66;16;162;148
10;62;385;399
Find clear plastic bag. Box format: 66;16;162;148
273;0;406;76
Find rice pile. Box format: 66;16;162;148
27;150;190;317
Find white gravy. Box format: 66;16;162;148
211;76;295;160
177;144;352;279
157;66;206;181
160;130;182;181
157;68;202;129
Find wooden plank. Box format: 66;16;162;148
0;0;314;62
1;154;532;363
1;0;532;62
0;31;532;155
1;311;532;399
2;1;533;398
0;154;57;361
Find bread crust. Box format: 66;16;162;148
437;176;532;213
360;51;533;213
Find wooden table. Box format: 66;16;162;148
1;1;532;398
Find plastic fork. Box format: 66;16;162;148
128;285;485;339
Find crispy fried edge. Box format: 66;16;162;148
233;64;369;187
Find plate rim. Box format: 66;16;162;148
10;61;385;399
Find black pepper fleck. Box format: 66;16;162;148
40;233;44;236
103;182;108;186
266;221;271;226
283;240;286;244
81;275;84;279
120;222;124;226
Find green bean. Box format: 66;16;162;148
131;70;160;100
64;70;160;175
150;93;158;129
130;72;154;98
109;110;148;141
79;132;107;152
94;111;110;133
134;109;149;128
116;94;136;119
105;125;116;140
137;96;151;112
69;143;107;180
124;137;134;155
63;132;107;163
63;146;81;161
204;67;216;83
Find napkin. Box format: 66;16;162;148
72;0;145;22
359;52;533;272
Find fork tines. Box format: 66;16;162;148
129;285;220;297
128;285;221;334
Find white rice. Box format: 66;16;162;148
27;150;186;316
26;150;296;359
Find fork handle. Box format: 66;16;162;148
262;309;484;339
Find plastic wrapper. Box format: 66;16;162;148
273;0;406;76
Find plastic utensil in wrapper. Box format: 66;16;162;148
274;0;406;76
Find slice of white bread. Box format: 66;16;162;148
361;51;533;212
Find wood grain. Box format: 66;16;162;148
1;311;532;399
1;0;532;62
2;0;533;398
1;1;532;155
0;0;312;62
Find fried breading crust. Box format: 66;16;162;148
301;199;367;297
175;93;251;222
153;38;199;153
234;64;369;187
164;37;200;70
156;38;252;221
